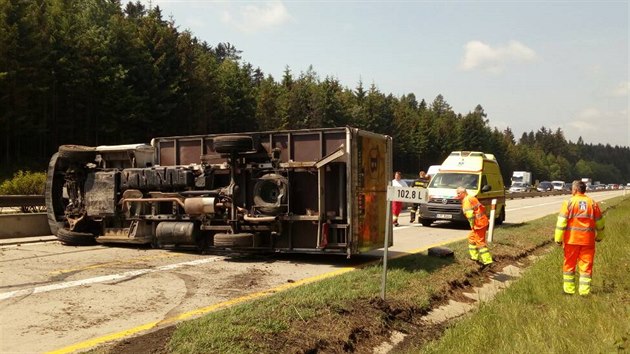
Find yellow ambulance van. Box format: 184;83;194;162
418;151;506;227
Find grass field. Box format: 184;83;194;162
410;196;630;353
98;195;630;353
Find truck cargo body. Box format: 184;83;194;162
45;127;393;256
511;171;532;186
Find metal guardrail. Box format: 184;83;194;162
506;190;570;199
0;195;45;208
506;188;614;199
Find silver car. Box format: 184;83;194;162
509;182;533;193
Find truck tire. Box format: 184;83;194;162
213;233;254;248
45;153;66;235
253;173;288;215
213;136;253;154
420;219;433;227
58;144;96;162
495;207;505;225
56;228;97;246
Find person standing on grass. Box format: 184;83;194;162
555;180;605;296
391;171;407;227
455;186;494;268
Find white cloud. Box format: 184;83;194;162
568;120;597;132
611;81;629;97
568;108;629;147
459;40;537;74
221;1;292;33
576;108;602;120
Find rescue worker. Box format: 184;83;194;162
455;186;493;268
391;171;407;227
554;180;605;296
409;170;430;223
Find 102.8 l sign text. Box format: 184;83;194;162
386;186;427;203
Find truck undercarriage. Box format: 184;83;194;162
45;128;392;256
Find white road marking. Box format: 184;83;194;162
506;200;562;211
0;256;222;301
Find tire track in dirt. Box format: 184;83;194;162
156;272;198;326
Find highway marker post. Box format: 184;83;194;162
381;185;426;300
487;198;497;243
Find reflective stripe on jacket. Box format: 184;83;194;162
554;193;605;245
412;177;429;188
462;195;489;229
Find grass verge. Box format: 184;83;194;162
407;196;630;353
99;195;630;354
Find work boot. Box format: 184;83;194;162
480;263;496;273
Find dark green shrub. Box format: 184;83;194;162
0;170;46;195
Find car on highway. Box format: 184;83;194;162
508;182;534;193
551;180;566;191
537;181;554;192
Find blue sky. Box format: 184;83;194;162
130;1;629;147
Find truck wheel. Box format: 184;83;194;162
45;153;66;235
213;136;253;154
213;233;254;248
56;228;97;246
496;207;505;225
420;219;433;227
253;173;288;215
58;144;96;162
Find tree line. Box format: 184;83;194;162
1;0;629;184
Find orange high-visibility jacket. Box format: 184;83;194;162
462;195;489;229
555;193;605;246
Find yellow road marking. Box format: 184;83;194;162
47;238;462;354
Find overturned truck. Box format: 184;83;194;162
45;127;392;256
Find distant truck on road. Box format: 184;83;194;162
45;127;392;257
551;180;567;191
511;171;532;186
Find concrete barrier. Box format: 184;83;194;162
0;213;51;239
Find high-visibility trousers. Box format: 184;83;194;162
562;244;595;295
468;227;493;265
